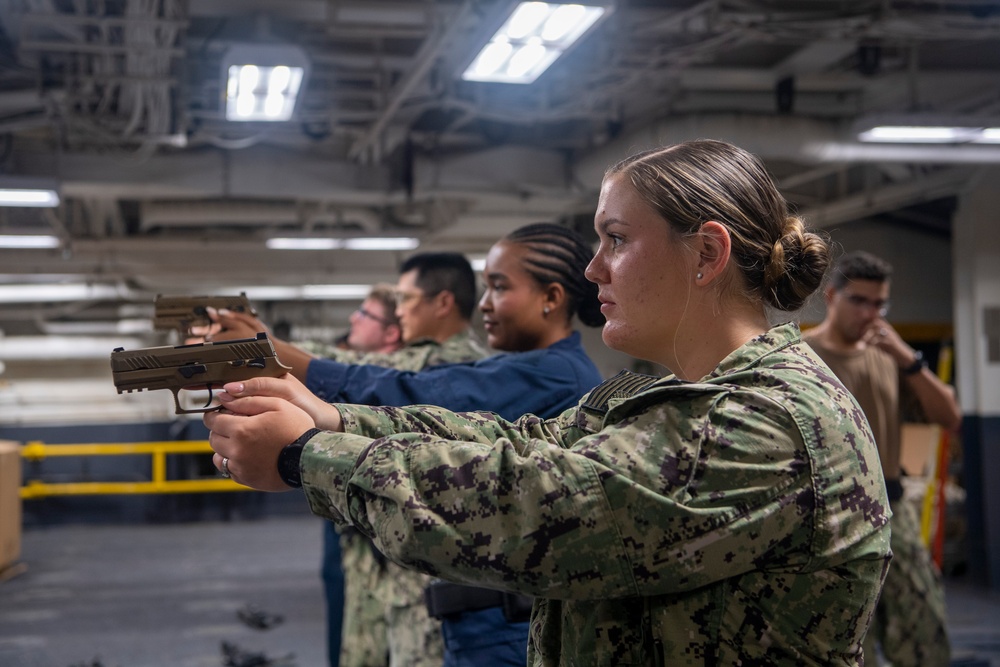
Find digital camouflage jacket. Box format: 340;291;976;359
301;323;892;666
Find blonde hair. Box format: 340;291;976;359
606;139;829;311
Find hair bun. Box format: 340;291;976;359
762;216;830;312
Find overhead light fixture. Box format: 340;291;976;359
855;115;1000;144
462;2;610;84
222;44;309;122
0;283;121;304
265;237;419;251
218;285;373;300
0;176;60;207
0;234;60;248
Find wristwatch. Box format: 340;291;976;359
277;427;321;488
902;350;928;376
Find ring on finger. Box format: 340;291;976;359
220;456;231;478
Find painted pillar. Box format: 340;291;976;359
953;168;1000;588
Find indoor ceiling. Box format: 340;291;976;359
1;0;999;342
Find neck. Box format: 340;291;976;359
429;318;469;344
665;303;771;381
537;323;574;350
809;320;862;352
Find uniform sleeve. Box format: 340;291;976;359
305;349;592;421
301;390;817;602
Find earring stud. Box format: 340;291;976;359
696;272;703;280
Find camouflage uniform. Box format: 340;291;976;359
803;333;951;667
316;330;489;667
299;323;892;666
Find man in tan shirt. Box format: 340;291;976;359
805;250;961;667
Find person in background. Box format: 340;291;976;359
205;139;891;665
316;283;404;667
207;253;488;667
804;250;961;667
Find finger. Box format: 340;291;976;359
222;375;295;400
214;394;290;418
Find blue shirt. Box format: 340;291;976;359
305;332;603;421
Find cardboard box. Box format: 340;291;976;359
900;423;941;478
0;440;22;572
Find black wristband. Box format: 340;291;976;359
902;350;928;376
277;427;321;488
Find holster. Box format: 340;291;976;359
424;580;533;623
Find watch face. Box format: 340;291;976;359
278;443;304;488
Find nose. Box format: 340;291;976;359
478;290;491;312
584;253;603;284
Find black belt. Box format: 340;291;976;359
425;580;533;623
886;478;903;503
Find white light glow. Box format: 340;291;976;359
507;2;550;39
0;189;60;207
0;234;60;248
217;285;373;301
0;283;121;304
507;42;549;79
975;128;1000;144
542;4;586;41
269;65;291;93
266;237;341;250
266;237;419;251
470;41;514;78
859;126;981;143
341;237;419;251
462;2;608;84
224;49;307;122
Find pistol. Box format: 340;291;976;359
111;332;291;414
153;293;257;335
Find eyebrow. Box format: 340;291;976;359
596;218;625;234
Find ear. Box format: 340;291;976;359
542;282;567;316
431;290;456;318
384;323;403;346
823;283;837;307
693;220;732;284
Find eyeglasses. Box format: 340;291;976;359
842;292;890;317
355;307;392;326
393;289;427;306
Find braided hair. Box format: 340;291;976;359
503;223;605;327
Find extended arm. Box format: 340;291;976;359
299;393;815;602
306;348;590;421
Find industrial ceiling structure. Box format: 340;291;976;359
1;0;999;343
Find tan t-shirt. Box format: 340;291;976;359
803;334;902;481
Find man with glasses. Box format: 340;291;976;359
203;252;487;667
342;284;402;355
804;250;961;667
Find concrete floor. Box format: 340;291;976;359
1;515;999;667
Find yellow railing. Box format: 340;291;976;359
19;440;250;499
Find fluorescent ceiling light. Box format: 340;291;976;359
858;126;984;143
0;234;60;248
463;2;609;84
857;123;1000;144
341;237;419;251
266;237;419;251
0;176;60;207
223;44;309;122
266;237;339;250
0;283;121;304
219;285;372;300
